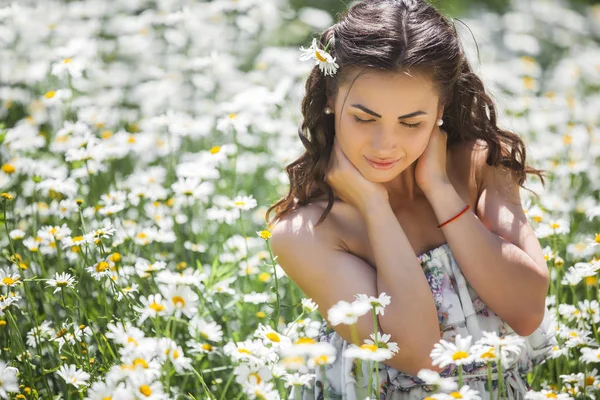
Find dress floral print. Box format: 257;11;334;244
297;243;557;400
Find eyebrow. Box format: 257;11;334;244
351;104;428;120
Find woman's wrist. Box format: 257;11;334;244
357;197;391;219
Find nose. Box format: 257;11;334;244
370;126;399;156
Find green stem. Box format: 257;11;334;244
265;240;281;330
487;363;493;400
321;364;329;400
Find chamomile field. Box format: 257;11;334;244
0;0;599;399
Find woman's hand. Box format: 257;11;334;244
415;125;450;195
325;136;389;215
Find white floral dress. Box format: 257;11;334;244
296;243;557;400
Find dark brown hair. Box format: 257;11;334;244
266;0;545;227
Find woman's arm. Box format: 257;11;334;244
362;198;443;375
270;205;444;376
424;159;549;337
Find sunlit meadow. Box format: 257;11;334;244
0;0;599;399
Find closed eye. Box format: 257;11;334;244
353;115;421;129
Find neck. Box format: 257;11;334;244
384;162;426;211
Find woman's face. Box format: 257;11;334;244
331;69;444;183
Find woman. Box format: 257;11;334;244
266;0;557;398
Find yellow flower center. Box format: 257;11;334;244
450;392;463;398
149;302;164;312
238;348;251;355
545;393;557;398
96;261;109;272
587;276;598;286
481;348;496;359
314;355;329;365
315;51;327;63
2;277;16;286
258;230;272;240
210;146;221;154
202;343;213;351
128;337;139;346
259;273;271;282
139;385;152;396
172;296;185;308
133;358;148;368
249;372;261;384
295;337;316;345
266;332;280;342
45;91;56;99
360;344;378;352
452;350;469;361
586;376;595;385
1;164;15;174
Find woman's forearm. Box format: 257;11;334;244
425;181;549;336
361;199;443;376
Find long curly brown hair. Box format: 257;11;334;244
266;0;545;228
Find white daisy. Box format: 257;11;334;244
56;364;90;388
0;361;19;398
135;294;168;324
344;342;394;362
26;321;54;348
364;332;400;354
299;38;339;77
473;332;525;368
243;381;280;400
580;347;600;364
234;363;273;386
231;194;257;210
8;229;25;240
46;272;77;294
301;298;319;313
85;259;115;280
430;334;475;368
327;299;371;326
159;284;199;319
525;389;573;399
0;270;20;287
188;317;224;342
416;369;458;392
578;299;600;324
160;341;192;373
254;323;292;348
243;291;273;304
283;372;316;389
354;292;391;316
446;385;481;400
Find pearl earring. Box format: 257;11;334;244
437;118;444;126
324;107;333;115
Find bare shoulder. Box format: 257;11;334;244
269;201;346;252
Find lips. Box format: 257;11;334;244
365;156;399;170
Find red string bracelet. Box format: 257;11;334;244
437;204;470;229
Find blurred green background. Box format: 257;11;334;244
289;0;596;17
